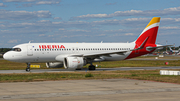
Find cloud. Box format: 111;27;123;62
0;3;7;7
54;17;62;20
0;10;51;20
8;40;18;43
39;34;45;37
3;0;61;3
70;6;180;20
125;33;134;36
1;17;180;33
66;29;90;33
160;26;180;30
36;1;60;5
58;28;65;30
70;14;111;20
91;18;150;28
37;20;51;23
106;2;117;5
3;0;35;2
3;0;61;7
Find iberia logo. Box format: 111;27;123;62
39;45;65;49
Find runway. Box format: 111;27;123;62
0;79;180;101
0;66;180;74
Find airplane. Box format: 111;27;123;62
3;17;171;72
169;47;180;54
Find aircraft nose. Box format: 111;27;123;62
3;52;11;60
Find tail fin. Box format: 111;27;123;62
134;17;160;47
125;17;161;60
169;47;173;52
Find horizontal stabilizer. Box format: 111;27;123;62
146;45;172;50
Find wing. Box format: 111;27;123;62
72;45;172;58
68;38;155;58
69;48;141;59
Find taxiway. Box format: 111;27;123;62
0;66;180;74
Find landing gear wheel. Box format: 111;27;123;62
26;68;30;72
26;63;31;72
88;65;96;70
76;68;82;70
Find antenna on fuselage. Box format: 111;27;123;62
28;40;33;44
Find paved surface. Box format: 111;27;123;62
0;79;180;101
0;66;180;74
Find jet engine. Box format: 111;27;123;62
64;57;86;70
46;62;63;68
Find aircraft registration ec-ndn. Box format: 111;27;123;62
3;17;171;72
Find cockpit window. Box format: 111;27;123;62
11;48;21;52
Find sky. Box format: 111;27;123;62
1;0;180;48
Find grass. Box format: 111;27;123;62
92;60;180;68
0;56;180;83
0;70;180;84
85;73;94;77
0;60;47;70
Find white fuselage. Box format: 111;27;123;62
4;42;136;63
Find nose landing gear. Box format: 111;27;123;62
26;63;31;72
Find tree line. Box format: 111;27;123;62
0;48;11;54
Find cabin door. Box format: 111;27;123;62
27;45;33;56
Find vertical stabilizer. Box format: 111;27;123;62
126;17;161;59
134;17;160;46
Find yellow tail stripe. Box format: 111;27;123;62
145;17;160;29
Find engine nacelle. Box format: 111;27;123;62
64;57;86;70
46;62;63;68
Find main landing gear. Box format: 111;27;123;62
88;65;96;70
26;63;31;72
